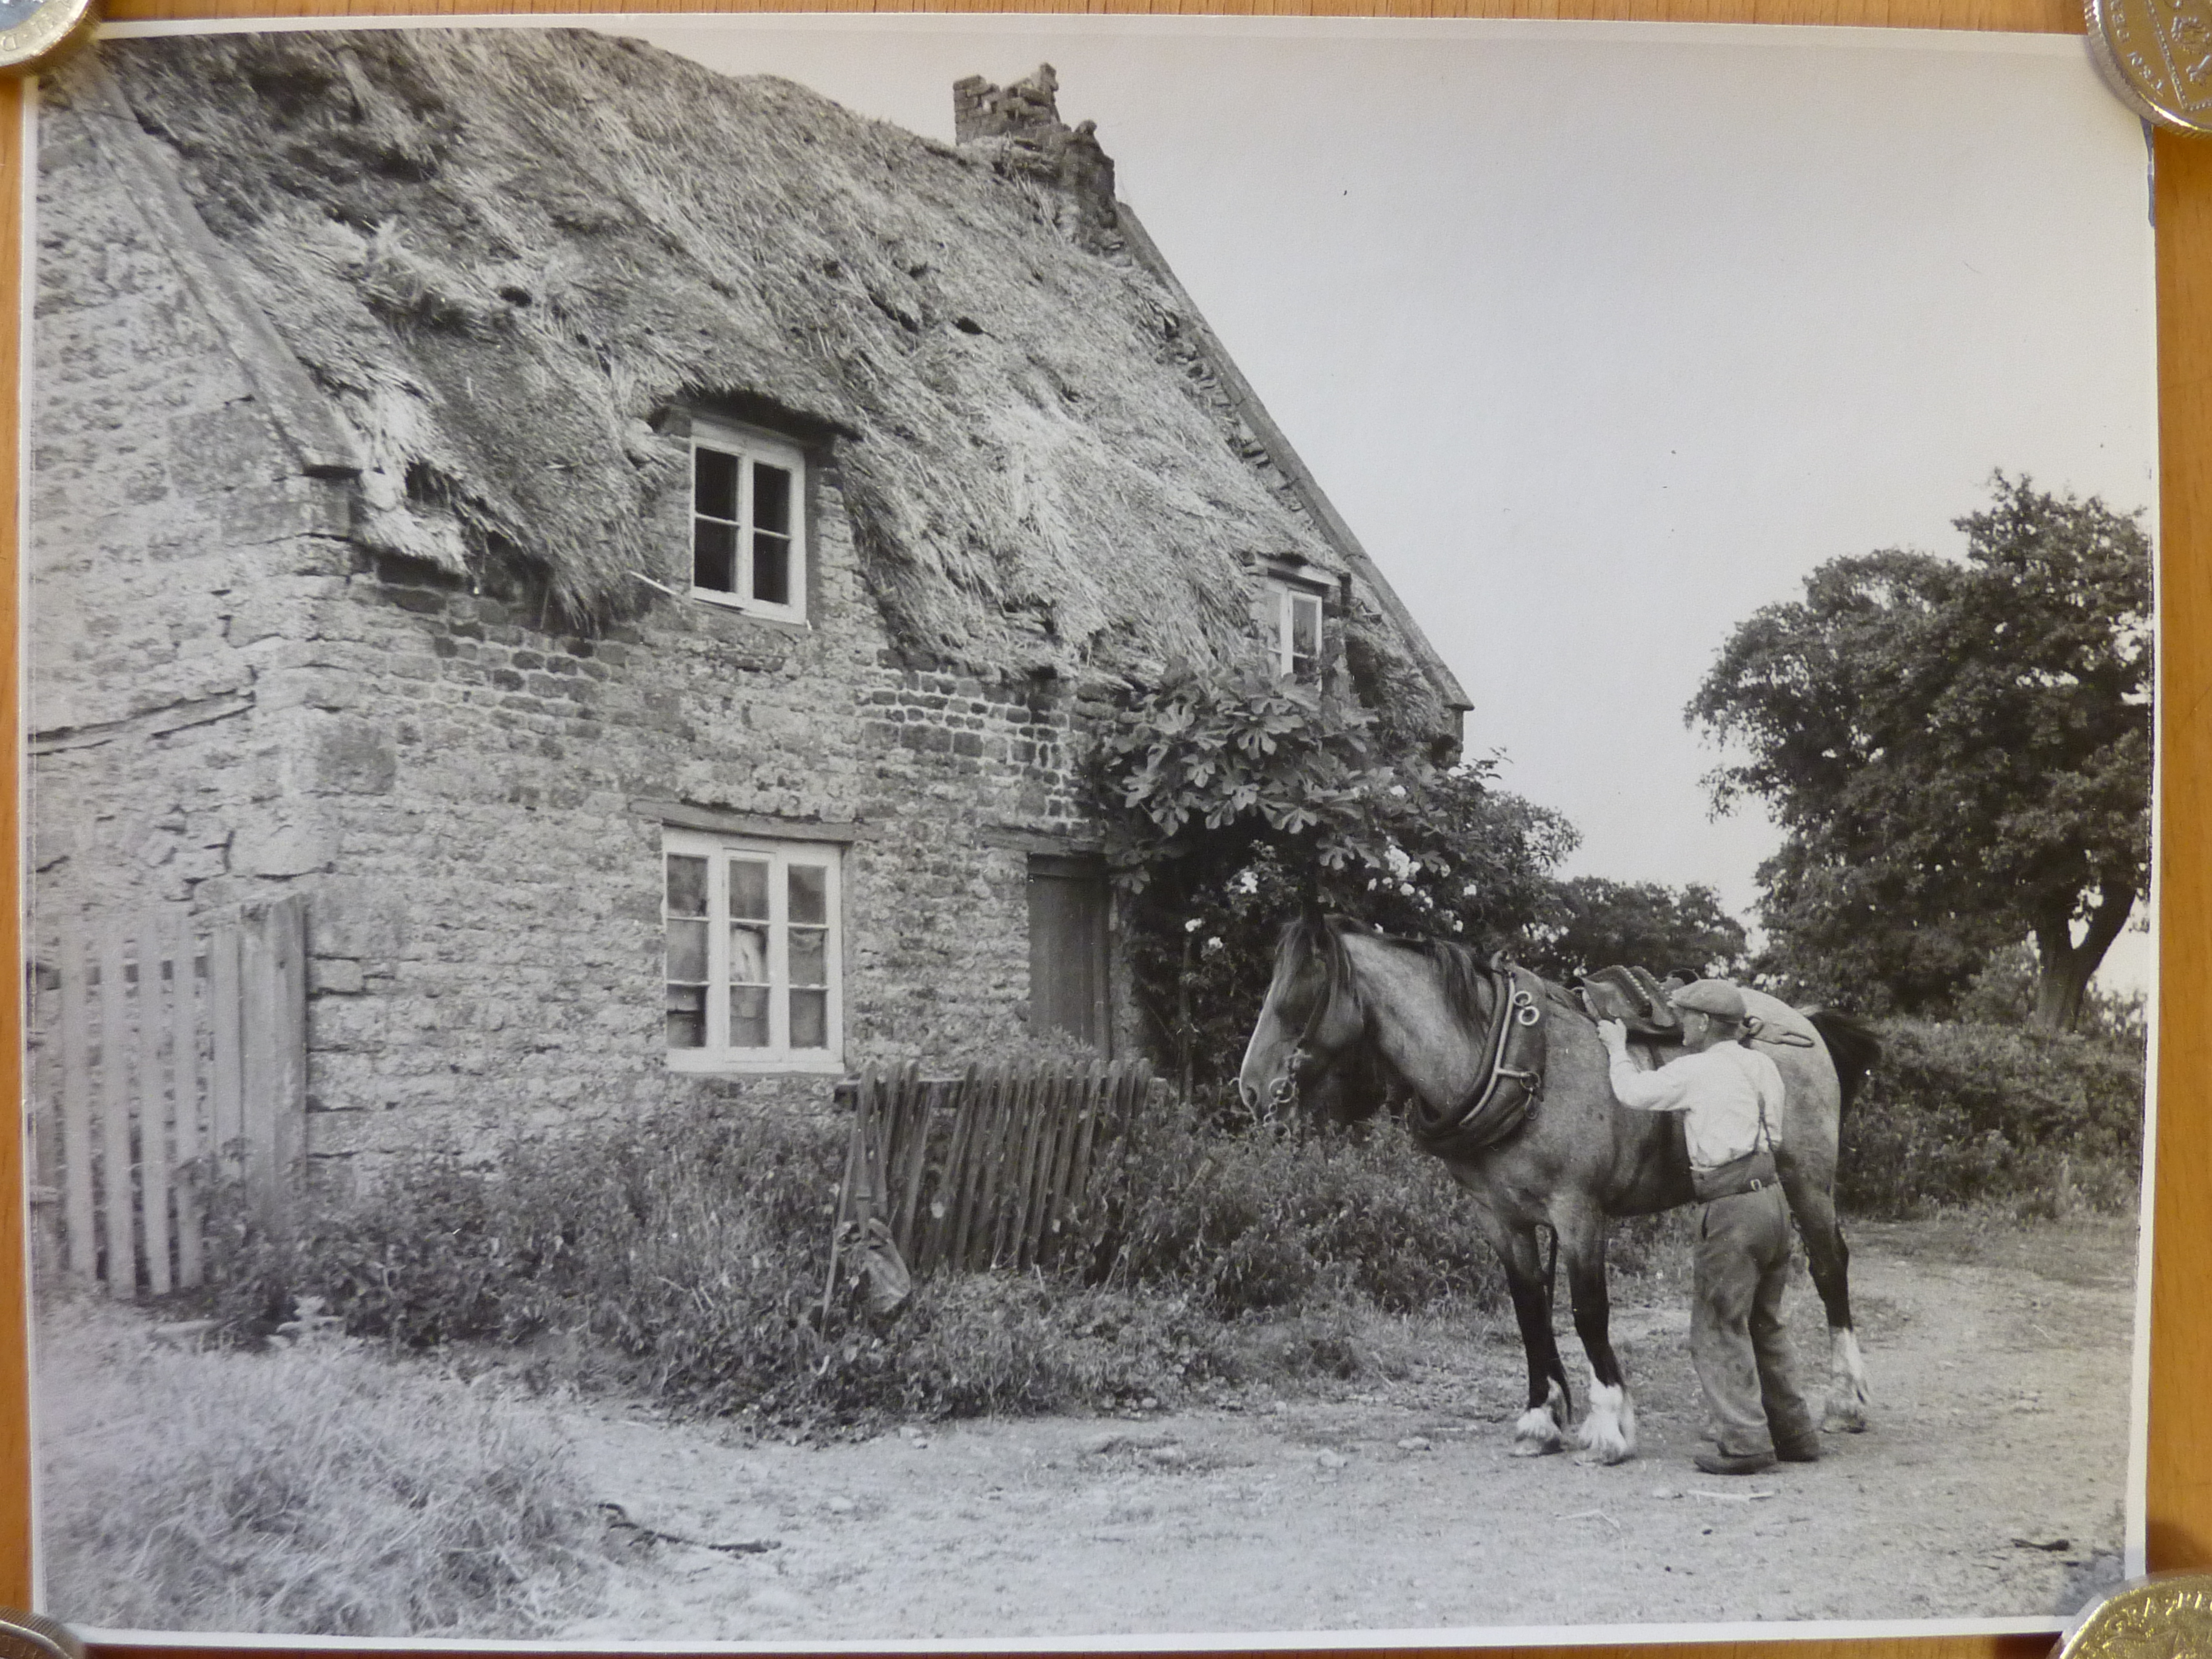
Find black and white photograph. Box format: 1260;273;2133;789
24;13;2157;1646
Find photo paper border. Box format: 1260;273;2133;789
4;9;2202;1659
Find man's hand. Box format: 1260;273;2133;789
1597;1018;1629;1059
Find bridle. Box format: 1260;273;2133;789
1270;933;1364;1114
1264;917;1548;1155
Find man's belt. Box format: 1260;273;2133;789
1692;1147;1779;1202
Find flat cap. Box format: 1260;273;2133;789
1670;977;1748;1022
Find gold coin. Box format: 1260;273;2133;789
2057;1572;2212;1658
2088;0;2212;136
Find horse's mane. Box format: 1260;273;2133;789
1289;911;1502;1032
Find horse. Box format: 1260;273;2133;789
1236;911;1880;1464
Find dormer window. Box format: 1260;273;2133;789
1268;574;1328;682
691;417;806;622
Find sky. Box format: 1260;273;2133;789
518;18;2163;986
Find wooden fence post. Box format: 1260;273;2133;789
239;896;307;1234
170;911;204;1290
56;934;93;1284
96;924;133;1296
136;930;172;1297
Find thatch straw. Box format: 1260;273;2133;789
78;28;1439;699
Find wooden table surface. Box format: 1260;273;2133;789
0;5;2200;1658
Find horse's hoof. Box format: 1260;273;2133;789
1512;1404;1566;1456
1574;1381;1638;1464
1823;1400;1870;1433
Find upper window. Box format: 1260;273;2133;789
663;829;842;1071
1270;578;1326;682
691;418;807;623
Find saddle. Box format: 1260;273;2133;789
1577;965;1684;1042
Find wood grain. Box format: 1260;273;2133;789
94;0;2087;27
1;7;2199;1659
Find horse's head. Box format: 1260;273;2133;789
1237;912;1388;1125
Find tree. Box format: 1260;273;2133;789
1687;475;2152;1031
1526;877;1749;984
1088;667;1577;1097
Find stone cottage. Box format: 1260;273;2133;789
28;29;1466;1191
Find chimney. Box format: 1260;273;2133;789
951;65;1118;249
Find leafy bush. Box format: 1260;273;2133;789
1088;667;1575;1096
209;1107;880;1419
204;1092;1534;1425
1840;1018;2146;1218
37;1298;606;1637
1104;1101;1507;1316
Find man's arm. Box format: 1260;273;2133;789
1597;1019;1695;1113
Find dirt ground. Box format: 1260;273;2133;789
551;1215;2137;1644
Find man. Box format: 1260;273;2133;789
1598;979;1822;1476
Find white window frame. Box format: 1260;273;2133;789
1269;577;1327;682
663;829;844;1073
689;417;808;624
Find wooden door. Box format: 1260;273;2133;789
1026;854;1110;1055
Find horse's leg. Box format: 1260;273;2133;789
1559;1211;1637;1464
1486;1219;1572;1455
1781;1171;1869;1432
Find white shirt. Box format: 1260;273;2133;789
1609;1041;1786;1171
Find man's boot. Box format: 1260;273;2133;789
1694;1447;1777;1476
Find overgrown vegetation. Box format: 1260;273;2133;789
202;1097;1538;1427
1839;1017;2145;1219
37;1298;606;1638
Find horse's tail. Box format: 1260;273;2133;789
1804;1007;1882;1112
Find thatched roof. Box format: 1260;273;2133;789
76;28;1464;729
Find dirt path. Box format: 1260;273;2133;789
553;1216;2136;1643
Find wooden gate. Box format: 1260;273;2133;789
835;1057;1156;1281
31;895;307;1296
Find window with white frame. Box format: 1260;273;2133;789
1269;578;1326;682
663;830;842;1069
690;418;807;622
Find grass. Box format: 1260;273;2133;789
36;1296;611;1637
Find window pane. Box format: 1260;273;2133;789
695;446;739;521
730;859;769;921
665;917;708;984
730;922;768;986
752;533;791;606
694;520;736;592
789;988;828;1050
789;863;827;926
790;925;826;987
666;854;708;917
753;462;791;535
1292;594;1322;658
666;984;706;1049
730;985;770;1048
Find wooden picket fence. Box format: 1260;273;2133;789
833;1057;1157;1282
30;896;308;1296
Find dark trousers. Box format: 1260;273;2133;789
1692;1184;1818;1458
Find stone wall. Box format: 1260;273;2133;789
30;106;1114;1195
28;82;355;941
295;473;1099;1185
